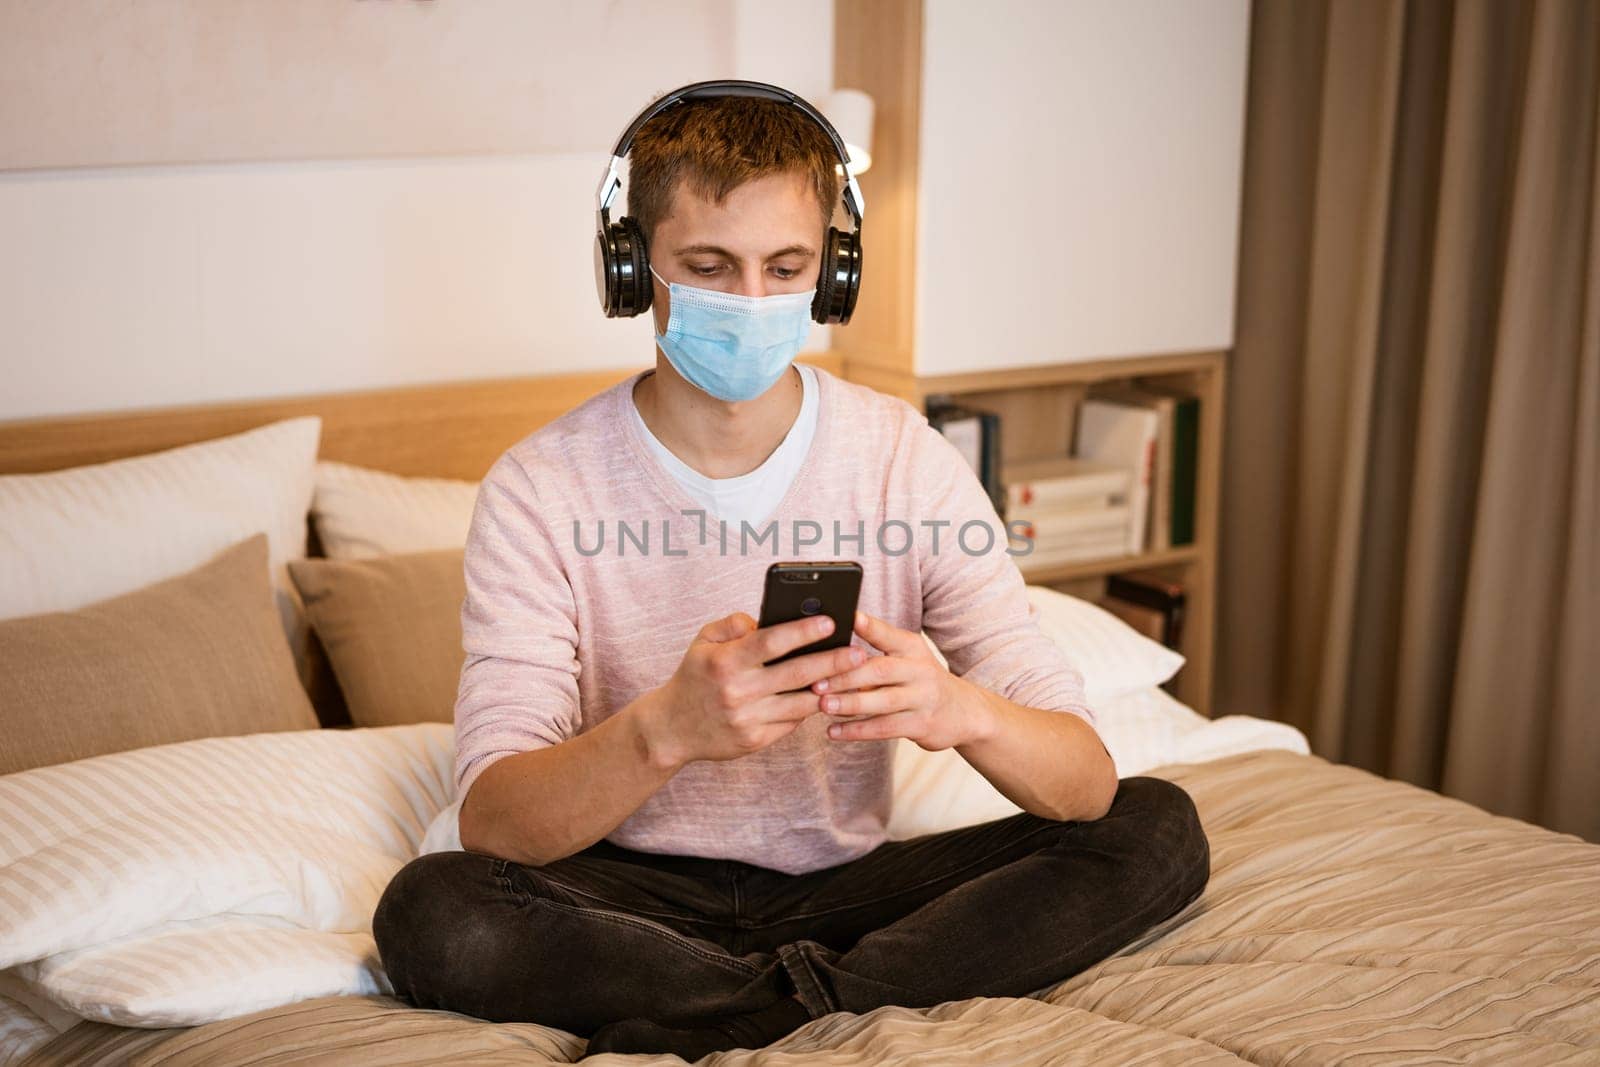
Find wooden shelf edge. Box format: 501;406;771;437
841;351;1227;403
1017;545;1201;585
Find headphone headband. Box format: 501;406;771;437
595;79;864;228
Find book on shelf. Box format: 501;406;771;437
1098;595;1168;644
926;397;1004;518
1082;382;1201;550
1103;568;1186;651
1001;455;1131;520
1012;504;1130;549
1148;382;1201;547
1001;456;1132;568
1074;397;1160;554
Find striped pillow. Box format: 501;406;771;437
0;723;453;1028
12;920;391;1028
0;416;321;684
311;460;479;560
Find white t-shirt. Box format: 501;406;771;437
628;363;819;529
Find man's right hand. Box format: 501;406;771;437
636;611;867;769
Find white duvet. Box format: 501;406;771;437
0;698;1307;1062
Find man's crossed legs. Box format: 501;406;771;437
373;776;1210;1056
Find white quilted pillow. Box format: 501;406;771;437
1020;585;1185;702
0;724;453;1028
0;417;321;673
312;460;479;560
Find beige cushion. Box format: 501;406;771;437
0;534;318;776
287;549;465;727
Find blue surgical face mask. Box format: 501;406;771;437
651;267;816;403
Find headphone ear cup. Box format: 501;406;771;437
625;216;652;317
812;226;862;325
595;222;619;316
595;216;652;317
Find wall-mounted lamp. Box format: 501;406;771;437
824;88;874;175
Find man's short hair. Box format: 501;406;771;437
628;95;842;248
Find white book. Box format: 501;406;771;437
1087;384;1177;551
1001;456;1131;514
1008;490;1131;527
1074;398;1162;555
1010;503;1131;547
938;415;983;476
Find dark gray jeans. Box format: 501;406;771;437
372;776;1209;1036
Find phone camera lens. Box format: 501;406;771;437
800;596;823;615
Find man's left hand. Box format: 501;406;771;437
812;611;997;751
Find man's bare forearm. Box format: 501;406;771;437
458;690;683;866
953;681;1118;823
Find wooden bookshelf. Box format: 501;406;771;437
843;351;1226;718
834;2;1228;716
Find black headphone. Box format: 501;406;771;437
594;79;865;325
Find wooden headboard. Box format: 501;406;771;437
0;354;847;480
0;355;845;728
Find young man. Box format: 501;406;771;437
373;88;1209;1059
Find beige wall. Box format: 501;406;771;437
914;0;1250;374
0;0;743;170
0;0;835;420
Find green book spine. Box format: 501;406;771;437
1170;397;1199;545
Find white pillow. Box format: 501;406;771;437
917;585;1182;708
0;723;453;1028
1021;584;1186;702
885;686;1311;839
0;416;321;674
12;920;390;1029
312;460;479;560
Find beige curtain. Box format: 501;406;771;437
1220;0;1600;839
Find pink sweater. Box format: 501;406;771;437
455;366;1094;875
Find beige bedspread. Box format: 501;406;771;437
23;750;1600;1065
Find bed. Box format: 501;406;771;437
2;367;1596;1066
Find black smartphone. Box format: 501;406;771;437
756;561;864;667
